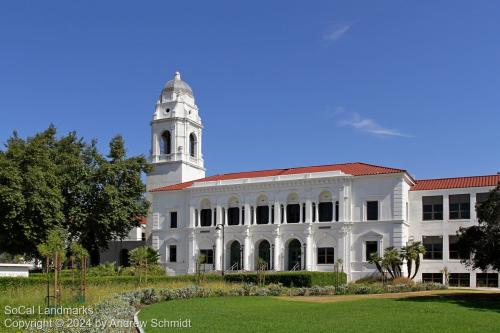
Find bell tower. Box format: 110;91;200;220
147;71;206;191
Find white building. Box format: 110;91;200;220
147;72;500;287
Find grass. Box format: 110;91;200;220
139;290;500;333
0;280;229;333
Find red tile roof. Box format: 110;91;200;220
137;216;147;225
411;175;500;191
150;162;408;192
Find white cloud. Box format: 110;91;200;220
334;108;410;137
324;23;352;42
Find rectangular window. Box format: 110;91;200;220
366;201;379;221
476;193;489;209
448;235;461;260
335;201;339;222
228;207;239;225
449;273;470;287
317;247;335;264
242;207;245;225
365;241;378;261
476;273;498;288
318;202;333;222
251;206;254;224
476;192;489;203
170;211;177;228
199;249;214;265
141;232;146;242
287;204;300;223
302;203;306;222
256;206;269;224
422;196;443;220
422;273;443;283
449;194;470;220
169;245;177;263
200;209;212;227
423;236;443;260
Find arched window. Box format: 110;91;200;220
189;133;197;157
200;199;212;227
286;193;300;223
256;195;269;225
228;197;240;226
319;191;333;222
160;131;171;155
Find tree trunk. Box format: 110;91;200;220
411;256;420;280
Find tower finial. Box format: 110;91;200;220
174;71;181;80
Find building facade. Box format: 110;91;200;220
147;73;500;287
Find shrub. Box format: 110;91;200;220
390;277;414;286
88;263;119;276
224;271;346;287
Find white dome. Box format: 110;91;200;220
161;71;193;98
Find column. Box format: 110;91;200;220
215;230;222;271
299;202;303;223
306;231;313;271
340;225;352;281
306;200;312;223
215;205;222;226
315;202;319;223
283;204;287;223
252;206;257;225
224;206;228;226
274;202;280;224
243;228;251;271
244;203;251;225
274;234;281;271
189;207;195;228
338;186;346;222
187;231;196;274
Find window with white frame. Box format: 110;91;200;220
366;201;379;221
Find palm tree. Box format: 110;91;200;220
402;241;426;280
370;241;426;280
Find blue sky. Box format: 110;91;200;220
1;1;499;180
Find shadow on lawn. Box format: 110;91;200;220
397;293;500;314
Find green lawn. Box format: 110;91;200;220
139;292;500;333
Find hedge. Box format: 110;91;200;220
223;271;347;287
1;271;346;290
0;273;224;290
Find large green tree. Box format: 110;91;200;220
0;126;150;262
457;184;500;271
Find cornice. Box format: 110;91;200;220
189;176;350;195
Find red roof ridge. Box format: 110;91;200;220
150;161;409;193
412;174;500;191
415;174;500;182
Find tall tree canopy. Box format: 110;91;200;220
457;184;500;271
0;126;150;261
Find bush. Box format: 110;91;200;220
390;277;414;286
88;263;119;276
0;273;224;290
118;264;166;276
224;271;347;287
